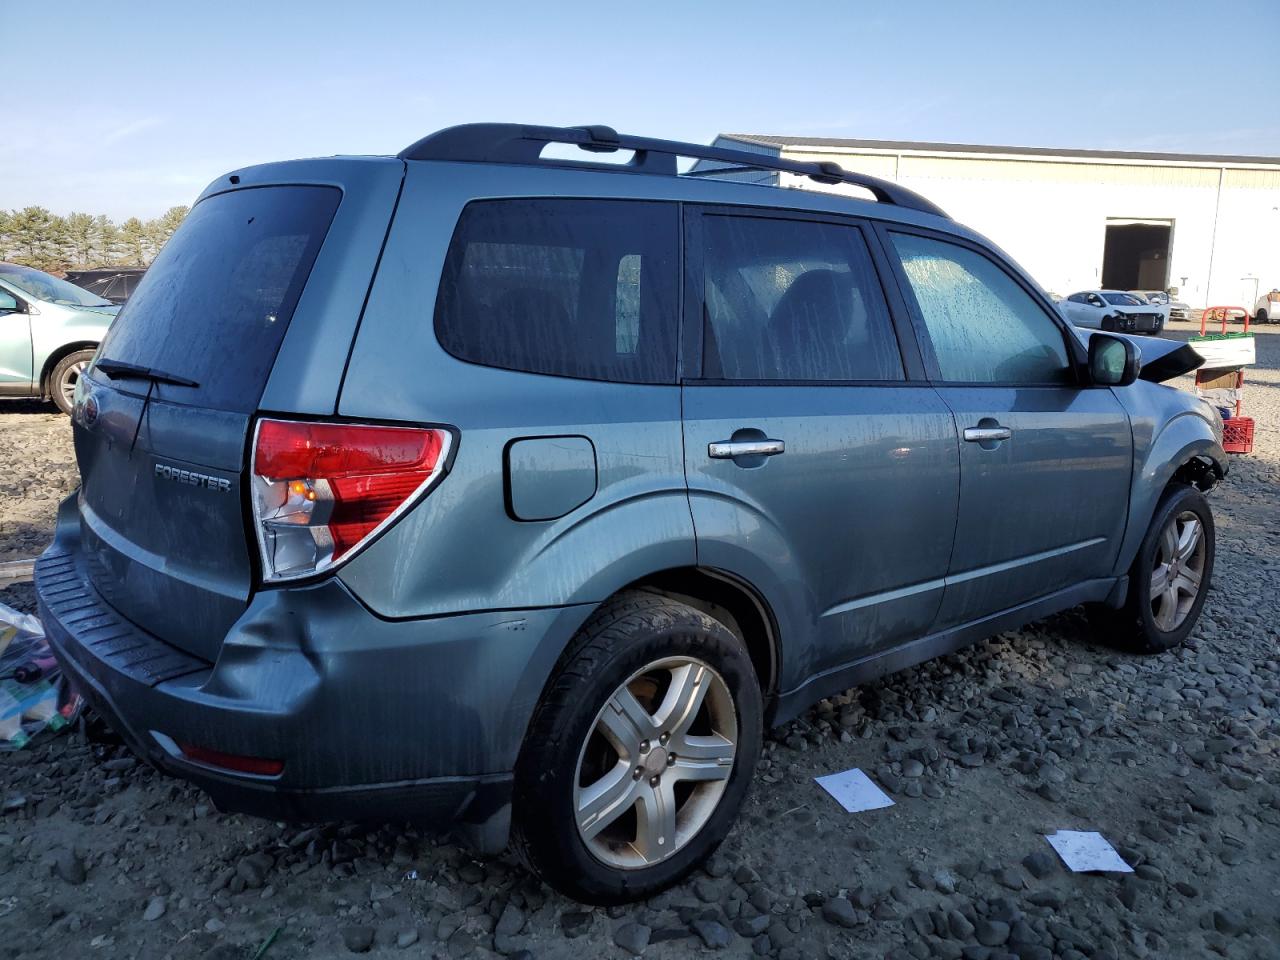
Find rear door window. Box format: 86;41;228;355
434;199;678;383
699;214;903;381
96;185;341;412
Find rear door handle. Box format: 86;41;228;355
708;439;785;459
963;426;1012;442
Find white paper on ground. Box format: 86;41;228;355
815;768;895;813
1044;830;1133;873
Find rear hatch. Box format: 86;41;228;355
73;164;400;661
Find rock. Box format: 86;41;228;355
396;929;419;949
1035;782;1065;802
142;897;166;922
341;925;375;953
1117;880;1138;911
560;911;592;938
947;910;975;940
1187;790;1216;815
692;919;732;949
369;881;394;902
1021;851;1056;879
614;922;651;956
495;904;525;938
975;919;1010;946
995;867;1025;891
1212;909;1247;936
205;918;226;934
54;848;86;885
734;914;770;938
902;759;925;777
821;897;863;929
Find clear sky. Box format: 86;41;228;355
6;0;1278;221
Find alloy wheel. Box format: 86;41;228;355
574;656;737;870
60;359;88;409
1149;509;1206;631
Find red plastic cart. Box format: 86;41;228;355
1195;306;1254;454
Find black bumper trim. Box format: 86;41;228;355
36;548;209;686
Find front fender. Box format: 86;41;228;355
1115;408;1226;576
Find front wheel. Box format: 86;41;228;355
1259;310;1270;326
49;349;95;416
511;592;762;904
1088;483;1215;654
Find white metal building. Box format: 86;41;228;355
708;134;1280;309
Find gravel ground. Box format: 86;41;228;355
1;321;1278;960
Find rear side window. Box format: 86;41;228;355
435;199;678;383
699;215;903;381
97;185;340;412
889;232;1071;384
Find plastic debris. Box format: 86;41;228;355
1044;830;1133;873
815;767;895;813
0;602;82;750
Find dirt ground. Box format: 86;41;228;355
1;321;1278;960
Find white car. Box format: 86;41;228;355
1060;290;1165;334
1132;290;1189;322
1254;289;1280;324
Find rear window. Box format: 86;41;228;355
96;185;340;412
434;199;678;384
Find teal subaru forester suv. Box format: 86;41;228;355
0;262;118;414
35;124;1227;903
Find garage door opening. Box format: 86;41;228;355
1102;219;1172;290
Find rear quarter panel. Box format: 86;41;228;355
334;162;695;617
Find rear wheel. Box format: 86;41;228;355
49;349;95;416
1088;483;1214;654
511;592;762;904
1259;310;1269;326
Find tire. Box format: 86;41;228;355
49;349;95;416
1258;310;1269;326
1100;315;1114;331
1088;483;1215;654
511;591;762;904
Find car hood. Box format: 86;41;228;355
77;303;120;318
37;300;119;320
1072;328;1203;383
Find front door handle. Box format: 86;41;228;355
963;425;1012;443
708;439;785;459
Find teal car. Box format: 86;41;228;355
0;262;118;414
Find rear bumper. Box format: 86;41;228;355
36;497;592;838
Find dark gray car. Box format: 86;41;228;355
36;124;1227;904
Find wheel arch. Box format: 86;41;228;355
39;341;98;398
1116;413;1226;577
622;566;781;702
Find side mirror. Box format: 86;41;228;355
1089;333;1140;387
0;291;19;313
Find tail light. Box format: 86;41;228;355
250;419;451;582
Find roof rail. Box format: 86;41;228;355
398;123;949;219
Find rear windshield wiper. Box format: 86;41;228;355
95;358;200;388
